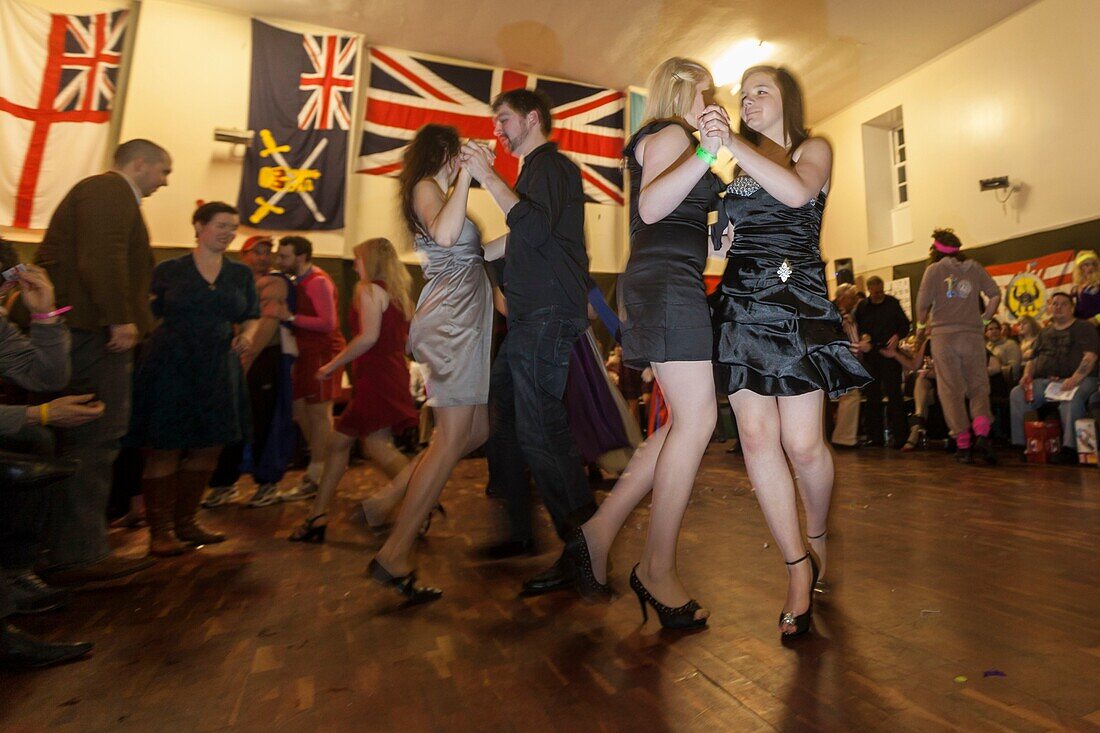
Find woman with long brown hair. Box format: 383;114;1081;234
366;123;499;604
288;238;419;542
702;66;869;637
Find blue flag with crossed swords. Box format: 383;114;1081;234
237;19;358;230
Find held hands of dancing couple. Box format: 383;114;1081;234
458;140;495;183
697;104;832;209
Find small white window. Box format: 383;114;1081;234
891;125;907;207
861;106;912;250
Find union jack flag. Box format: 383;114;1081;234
1;0;130;228
298;34;355;131
54;11;126;113
359;46;625;206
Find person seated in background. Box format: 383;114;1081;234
0;259;102;670
986;317;1022;397
1016;314;1042;361
830;283;862;448
1010;292;1099;463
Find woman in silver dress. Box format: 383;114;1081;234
368;124;503;603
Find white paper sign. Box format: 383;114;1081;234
886;277;913;320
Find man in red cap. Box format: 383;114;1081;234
203;235;298;507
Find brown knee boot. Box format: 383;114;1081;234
143;475;187;557
174;470;226;545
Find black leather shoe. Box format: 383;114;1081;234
480;538;537;560
974;435;998;465
8;572;72;614
520;553;575;596
0;623;92;670
0;451;79;491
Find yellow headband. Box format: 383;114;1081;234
1076;249;1099;267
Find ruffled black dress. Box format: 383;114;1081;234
710;175;870;398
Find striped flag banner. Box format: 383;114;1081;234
358;46;624;206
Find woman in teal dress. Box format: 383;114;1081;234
128;201;259;556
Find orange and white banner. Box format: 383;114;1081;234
985;249;1075;321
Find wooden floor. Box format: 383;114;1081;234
3;445;1099;732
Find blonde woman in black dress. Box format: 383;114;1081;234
566;58;728;629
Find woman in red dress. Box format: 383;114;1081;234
289;238;418;541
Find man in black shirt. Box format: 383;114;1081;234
462;89;595;595
854;276;911;447
1010;292;1099;459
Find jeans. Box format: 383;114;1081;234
863;352;906;446
1010;377;1098;447
0;426;57;573
42;330;132;570
487;307;595;542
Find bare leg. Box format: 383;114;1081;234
374;405;486;576
143;450;182;481
633;362;715;620
778;393;832;580
580;421;670;582
362;404;487;526
360;454;422;527
179;447;222;474
303;431;355;525
581;362;713;618
303;401;334;483
292;397;311;461
730;391;812;634
361;430;409;479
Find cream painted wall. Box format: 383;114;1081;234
815;0;1100;278
3;0;625;269
122;0;352;256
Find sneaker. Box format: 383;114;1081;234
278;478;318;503
202;484;239;508
245;483;282;508
8;572;73;614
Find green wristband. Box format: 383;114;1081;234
695;146;718;166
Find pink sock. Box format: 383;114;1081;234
972;416;991;437
956;432;972;449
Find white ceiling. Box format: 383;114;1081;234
203;0;1040;123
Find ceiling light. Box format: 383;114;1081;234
713;39;773;88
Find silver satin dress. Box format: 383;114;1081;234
408;218;493;407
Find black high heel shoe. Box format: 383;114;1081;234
779;552;819;637
564;527;611;602
288;514;327;543
806;530;828;595
629;565;707;630
417;503;446;537
367;558;442;606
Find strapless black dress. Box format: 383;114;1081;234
618;119;722;369
710;175;870;398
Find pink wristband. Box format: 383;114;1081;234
30;305;72;320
